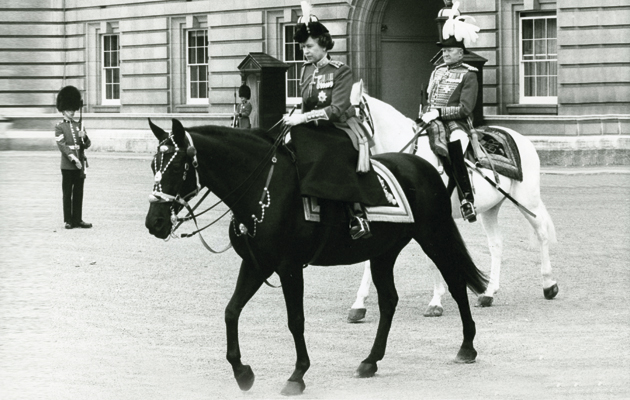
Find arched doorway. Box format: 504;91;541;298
349;0;442;118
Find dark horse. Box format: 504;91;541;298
145;119;488;396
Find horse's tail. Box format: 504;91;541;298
419;215;489;296
447;219;489;295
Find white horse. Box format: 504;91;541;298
347;81;558;321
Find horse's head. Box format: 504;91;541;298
145;118;201;239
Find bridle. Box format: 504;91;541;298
147;122;293;288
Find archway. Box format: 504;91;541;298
349;0;443;118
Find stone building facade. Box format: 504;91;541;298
1;0;628;162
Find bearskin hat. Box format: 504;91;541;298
293;1;330;43
238;84;251;100
56;85;83;112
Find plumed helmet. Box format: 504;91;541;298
437;1;479;53
238;84;251;100
293;1;330;43
56;85;83;112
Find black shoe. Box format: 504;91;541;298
460;200;477;223
349;216;372;240
75;221;93;229
65;223;74;229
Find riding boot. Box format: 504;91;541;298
347;203;372;240
448;140;477;223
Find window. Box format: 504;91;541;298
284;25;304;102
187;29;208;104
520;15;557;104
102;34;120;105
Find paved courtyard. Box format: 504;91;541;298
0;151;628;399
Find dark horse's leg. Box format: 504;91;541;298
417;218;485;363
278;265;310;396
355;241;409;378
225;260;267;391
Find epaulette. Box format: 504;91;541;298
329;60;344;68
55;120;64;127
461;63;478;72
436;63;447;68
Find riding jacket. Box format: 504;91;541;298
55;118;91;171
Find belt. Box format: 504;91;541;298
67;145;80;150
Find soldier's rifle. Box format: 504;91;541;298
230;88;239;128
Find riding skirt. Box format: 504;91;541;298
290;122;388;206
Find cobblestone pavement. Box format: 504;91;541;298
1;151;628;400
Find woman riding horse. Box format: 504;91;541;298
283;3;387;239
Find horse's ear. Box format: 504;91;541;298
148;118;168;141
350;79;364;106
171;118;187;147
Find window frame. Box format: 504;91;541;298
186;29;209;105
283;24;304;105
519;14;558;105
101;33;121;106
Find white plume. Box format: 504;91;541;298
442;1;480;47
300;1;312;22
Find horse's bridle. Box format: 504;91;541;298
149;131;203;228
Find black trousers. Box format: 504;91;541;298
61;169;85;224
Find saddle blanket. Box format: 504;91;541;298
303;159;415;224
471;126;523;182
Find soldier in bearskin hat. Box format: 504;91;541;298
235;84;253;128
55;85;92;229
418;1;480;222
282;1;387;239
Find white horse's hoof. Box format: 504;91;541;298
543;284;559;299
475;296;494;307
347;308;366;323
423;305;443;317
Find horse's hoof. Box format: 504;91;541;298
454;346;477;364
423;305;444;317
234;365;255;391
281;379;306;396
347;308;366;323
544;284;559;300
475;295;494;307
354;362;378;378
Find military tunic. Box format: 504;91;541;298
423;61;478;134
237;101;252;128
290;57;387;206
55;118;91;171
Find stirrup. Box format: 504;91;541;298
460;200;477;223
349;216;372;240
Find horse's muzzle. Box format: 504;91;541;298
145;204;172;239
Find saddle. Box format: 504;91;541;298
468;126;523;182
303;159;415;224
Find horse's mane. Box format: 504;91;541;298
186;124;275;144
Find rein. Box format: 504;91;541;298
151;116;294;288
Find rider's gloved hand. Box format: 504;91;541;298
420;109;440;124
283;113;308;127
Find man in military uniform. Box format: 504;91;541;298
235;84;253;128
419;9;480;222
55;85;93;229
